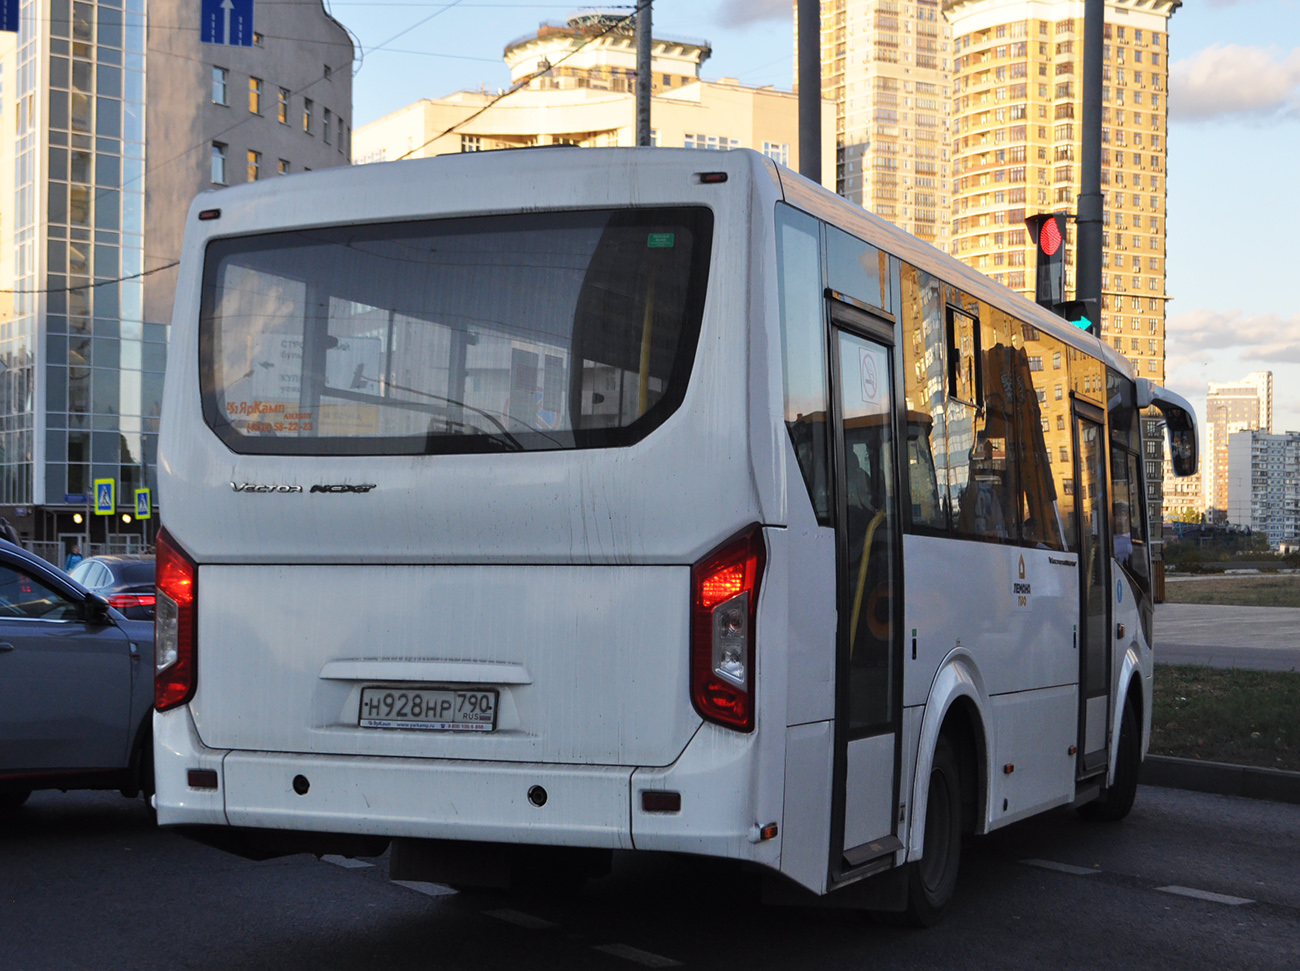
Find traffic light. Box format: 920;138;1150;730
1025;212;1068;310
1055;299;1099;334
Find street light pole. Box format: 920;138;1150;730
797;0;821;181
1076;0;1105;337
635;0;652;146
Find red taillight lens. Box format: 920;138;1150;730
691;526;765;733
109;593;156;611
155;527;198;711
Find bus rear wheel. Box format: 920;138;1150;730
903;734;963;926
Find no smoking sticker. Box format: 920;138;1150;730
859;346;880;403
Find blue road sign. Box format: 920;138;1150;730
94;478;115;516
64;493;88;505
0;0;18;34
134;488;152;520
201;0;255;47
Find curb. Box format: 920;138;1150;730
1140;755;1300;806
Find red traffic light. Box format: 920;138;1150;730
1040;217;1063;256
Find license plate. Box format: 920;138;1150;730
358;686;497;732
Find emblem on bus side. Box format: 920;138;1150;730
230;482;303;493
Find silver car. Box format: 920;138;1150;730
0;540;154;810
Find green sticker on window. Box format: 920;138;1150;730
647;233;676;249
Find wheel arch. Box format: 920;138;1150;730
1110;648;1146;787
906;650;991;863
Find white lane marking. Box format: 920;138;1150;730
593;943;683;968
392;880;459;897
484;909;557;930
321;855;374;869
1157;885;1255;906
1021;859;1101;876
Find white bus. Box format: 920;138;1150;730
153;148;1197;923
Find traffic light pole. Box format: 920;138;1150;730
797;0;821;181
1075;0;1104;337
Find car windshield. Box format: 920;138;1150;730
199;207;714;456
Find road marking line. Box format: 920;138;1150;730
321;855;374;869
392;880;459;897
594;943;682;967
484;909;557;930
1021;859;1100;876
1157;886;1254;906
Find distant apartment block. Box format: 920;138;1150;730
1226;429;1300;548
353;15;833;186
1203;371;1273;523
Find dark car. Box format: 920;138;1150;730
69;554;156;621
0;540;155;811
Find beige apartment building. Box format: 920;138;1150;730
353;16;834;188
944;0;1179;385
814;0;954;245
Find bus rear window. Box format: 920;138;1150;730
199;207;713;455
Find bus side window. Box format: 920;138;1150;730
775;205;831;525
899;262;949;531
1015;323;1068;550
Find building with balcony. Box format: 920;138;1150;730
944;0;1179;386
353;17;833;186
811;0;954;244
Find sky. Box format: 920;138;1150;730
331;0;1300;433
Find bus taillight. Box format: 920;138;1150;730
155;527;198;711
690;526;765;732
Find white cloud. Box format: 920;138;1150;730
715;0;791;27
1169;44;1300;122
1165;308;1300;432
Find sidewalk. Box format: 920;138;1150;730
1154;603;1300;671
1141;757;1300;806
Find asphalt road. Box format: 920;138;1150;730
3;786;1298;971
1154;603;1300;671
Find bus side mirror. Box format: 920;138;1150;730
1138;380;1198;477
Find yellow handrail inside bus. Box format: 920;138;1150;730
638;268;657;417
849;510;887;657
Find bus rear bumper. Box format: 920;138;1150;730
219;753;636;848
155;708;773;864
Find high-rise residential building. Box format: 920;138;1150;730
0;0;351;558
353;17;833;186
1226;429;1300;547
812;0;954;244
944;0;1178;386
1203;371;1273;523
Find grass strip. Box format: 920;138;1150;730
1151;664;1300;772
1163;575;1300;608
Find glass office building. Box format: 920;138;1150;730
1;1;352;554
8;0;153;511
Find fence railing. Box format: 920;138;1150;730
29;538;150;572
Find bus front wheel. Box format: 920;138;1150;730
1079;700;1140;822
903;734;963;926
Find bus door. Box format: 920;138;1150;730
1072;403;1111;779
829;308;903;880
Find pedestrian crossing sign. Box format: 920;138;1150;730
134;488;152;520
94;478;115;516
